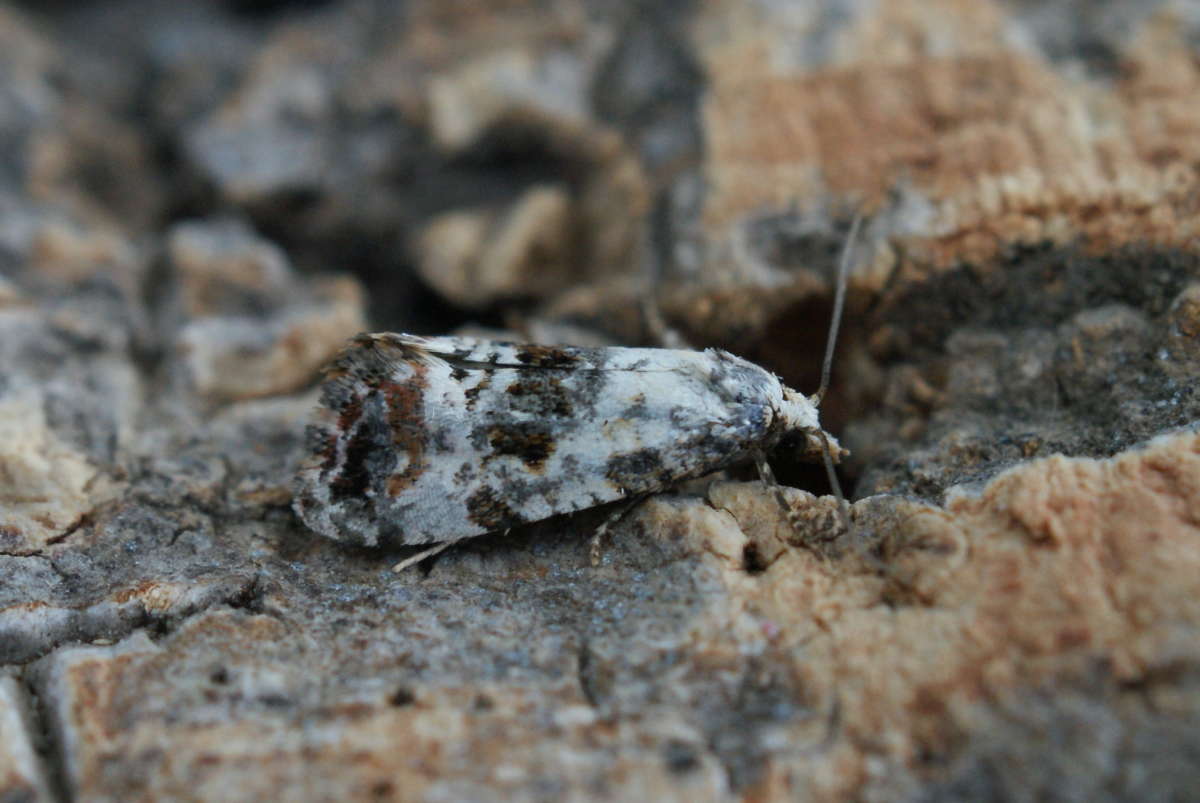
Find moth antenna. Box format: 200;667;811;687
814;212;863;406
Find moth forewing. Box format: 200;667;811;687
293;333;842;548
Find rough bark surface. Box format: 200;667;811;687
2;1;1199;801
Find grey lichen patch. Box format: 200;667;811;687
0;382;125;555
851;246;1200;498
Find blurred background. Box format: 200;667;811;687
4;3;1200;800
3;0;701;334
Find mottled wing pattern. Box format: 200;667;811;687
293;333;791;546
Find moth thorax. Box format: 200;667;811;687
777;387;821;434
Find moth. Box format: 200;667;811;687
293;218;860;563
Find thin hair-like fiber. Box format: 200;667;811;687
815;212;862;406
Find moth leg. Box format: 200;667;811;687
753;451;808;536
754;449;851;546
590;494;647;567
391;541;453;573
793;691;843;756
814;429;853;541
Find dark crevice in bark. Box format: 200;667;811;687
2;572;268;666
17;670;73;803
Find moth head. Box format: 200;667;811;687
774;385;852;543
775;386;846;467
778;386;821;435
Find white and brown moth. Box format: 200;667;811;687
293;218;860;561
293;336;842;546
